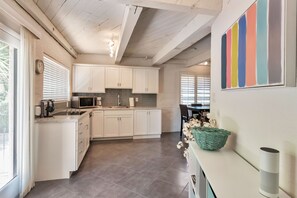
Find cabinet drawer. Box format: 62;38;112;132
104;110;133;115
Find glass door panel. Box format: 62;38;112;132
0;34;18;196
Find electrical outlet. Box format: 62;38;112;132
135;98;138;102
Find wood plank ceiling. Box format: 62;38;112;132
27;0;222;66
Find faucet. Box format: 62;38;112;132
117;94;121;106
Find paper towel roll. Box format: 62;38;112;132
129;97;134;107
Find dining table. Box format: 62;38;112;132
187;105;210;118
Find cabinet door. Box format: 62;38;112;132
84;116;90;150
119;115;133;136
92;67;105;93
148;110;161;135
103;116;119;137
132;69;146;93
92;111;104;138
73;66;92;92
133;110;148;135
105;67;120;88
120;68;132;88
146;69;159;93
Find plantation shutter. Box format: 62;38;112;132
180;74;195;105
197;76;210;105
43;56;70;101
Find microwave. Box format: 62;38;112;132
71;96;97;108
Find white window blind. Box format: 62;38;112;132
197;76;210;105
43;56;69;101
180;74;195;105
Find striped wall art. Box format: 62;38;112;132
221;0;284;89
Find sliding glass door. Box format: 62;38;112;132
0;27;19;198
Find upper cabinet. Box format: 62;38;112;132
73;64;105;93
133;68;159;94
105;67;132;89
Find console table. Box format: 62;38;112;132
188;142;291;198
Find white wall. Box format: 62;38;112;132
34;28;74;105
158;64;210;132
211;0;297;197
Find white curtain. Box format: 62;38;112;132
19;26;35;197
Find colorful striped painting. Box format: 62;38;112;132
221;0;284;89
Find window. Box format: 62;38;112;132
180;74;210;105
43;56;70;101
180;74;195;105
0;29;18;192
197;76;211;105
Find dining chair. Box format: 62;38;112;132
179;104;189;139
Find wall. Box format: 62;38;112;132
158;64;210;132
34;29;74;106
211;0;297;196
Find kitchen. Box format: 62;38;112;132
1;0;297;198
0;0;213;197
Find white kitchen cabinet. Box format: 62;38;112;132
132;68;159;93
133;110;148;135
133;109;161;138
147;110;161;135
73;64;105;93
35;112;90;181
105;67;132;89
103;110;133;137
91;111;104;138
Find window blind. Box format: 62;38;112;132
180;74;195;105
197;76;210;105
43;56;69;101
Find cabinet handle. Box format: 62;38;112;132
79;123;83;125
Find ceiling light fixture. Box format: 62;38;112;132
108;39;115;58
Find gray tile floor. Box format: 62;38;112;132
26;133;188;198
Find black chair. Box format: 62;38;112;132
179;104;189;139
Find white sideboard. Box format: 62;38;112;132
188;142;291;198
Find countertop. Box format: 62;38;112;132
35;107;160;123
35;109;92;123
91;106;161;111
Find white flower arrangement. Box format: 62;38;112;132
176;113;217;158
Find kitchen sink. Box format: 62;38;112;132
53;111;86;116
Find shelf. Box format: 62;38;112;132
188;142;291;198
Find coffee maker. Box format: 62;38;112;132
96;97;102;106
40;99;55;117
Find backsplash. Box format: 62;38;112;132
73;89;157;107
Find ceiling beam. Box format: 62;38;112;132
152;14;213;66
15;0;78;58
110;0;222;15
115;5;142;64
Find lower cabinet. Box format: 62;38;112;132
35;113;90;181
103;110;133;137
91;111;104;138
134;109;161;137
188;145;216;198
91;109;161;139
